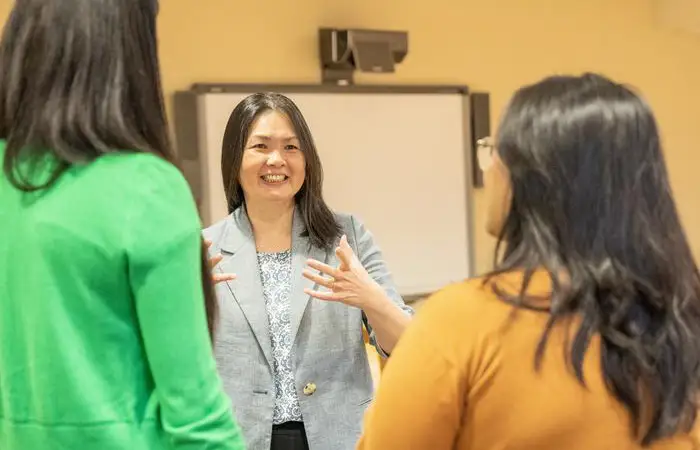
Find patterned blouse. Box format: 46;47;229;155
257;250;303;424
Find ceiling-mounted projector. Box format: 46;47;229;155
318;28;409;85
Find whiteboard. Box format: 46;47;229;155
175;86;474;296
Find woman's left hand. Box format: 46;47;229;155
303;235;384;309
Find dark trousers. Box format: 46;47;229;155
271;422;310;450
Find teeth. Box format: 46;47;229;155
262;174;286;183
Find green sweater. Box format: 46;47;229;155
0;142;245;449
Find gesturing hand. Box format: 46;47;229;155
205;239;236;284
303;235;383;309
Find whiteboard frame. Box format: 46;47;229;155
173;84;477;300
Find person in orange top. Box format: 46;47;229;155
356;73;700;450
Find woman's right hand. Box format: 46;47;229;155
205;239;236;284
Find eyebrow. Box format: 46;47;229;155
249;134;299;141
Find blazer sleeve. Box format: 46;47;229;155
347;214;414;357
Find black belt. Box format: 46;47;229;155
273;421;304;432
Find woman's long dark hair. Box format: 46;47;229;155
489;73;700;445
221;92;341;250
0;0;219;338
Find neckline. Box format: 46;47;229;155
257;249;291;255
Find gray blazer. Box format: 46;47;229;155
203;207;413;450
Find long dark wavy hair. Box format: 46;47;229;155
489;73;700;445
221;92;341;249
0;0;219;338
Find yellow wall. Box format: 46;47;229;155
1;0;699;272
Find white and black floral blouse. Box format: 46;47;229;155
257;250;303;424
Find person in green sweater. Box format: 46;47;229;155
0;1;246;449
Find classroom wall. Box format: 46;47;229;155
1;0;699;274
158;0;700;273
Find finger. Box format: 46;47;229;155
304;287;348;302
335;245;353;271
209;253;223;269
302;269;335;289
340;234;351;250
204;238;213;249
306;259;341;278
212;273;236;284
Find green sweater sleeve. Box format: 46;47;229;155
126;156;245;450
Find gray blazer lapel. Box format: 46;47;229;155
218;209;273;367
289;209;329;343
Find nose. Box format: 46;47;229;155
266;149;285;167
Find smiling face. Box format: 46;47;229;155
238;109;306;206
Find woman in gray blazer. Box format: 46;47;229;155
204;92;414;450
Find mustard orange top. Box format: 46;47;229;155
357;272;700;450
